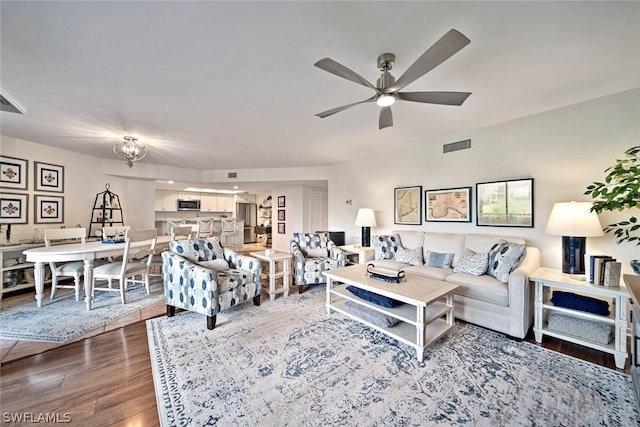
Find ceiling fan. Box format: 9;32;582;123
314;29;472;129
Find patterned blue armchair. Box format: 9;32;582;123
290;232;346;293
161;237;262;329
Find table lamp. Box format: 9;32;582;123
355;208;376;247
545;201;604;276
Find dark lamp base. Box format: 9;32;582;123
561;236;586;275
361;227;371;247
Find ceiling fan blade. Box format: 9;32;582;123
379;106;393;129
385;29;470;93
315;95;376;118
314;58;378;91
396;91;471;106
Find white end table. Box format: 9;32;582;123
250;250;292;302
339;245;374;265
530;267;629;369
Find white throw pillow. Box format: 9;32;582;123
306;247;328;258
199;259;229;272
395;246;423;266
453;249;489;276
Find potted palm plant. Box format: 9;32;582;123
584;145;640;272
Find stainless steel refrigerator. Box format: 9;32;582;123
236;203;257;243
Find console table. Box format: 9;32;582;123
530;267;629;369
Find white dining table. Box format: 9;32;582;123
23;236;171;310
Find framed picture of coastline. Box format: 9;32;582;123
35;161;64;193
394;185;422;225
0;155;28;190
425;186;472;222
476;178;534;227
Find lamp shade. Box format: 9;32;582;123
545;201;604;237
355;208;377;227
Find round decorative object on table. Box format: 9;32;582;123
631;260;640;274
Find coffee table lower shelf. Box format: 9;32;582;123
327;282;456;361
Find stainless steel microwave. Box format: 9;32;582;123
177;199;201;211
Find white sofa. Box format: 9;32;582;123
368;231;540;339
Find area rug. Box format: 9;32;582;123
0;281;164;343
147;286;639;426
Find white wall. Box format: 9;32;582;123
328;88;640;274
0;136;154;242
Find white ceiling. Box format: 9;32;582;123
1;1;639;177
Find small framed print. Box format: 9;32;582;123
278;222;286;234
425;186;472;223
35;161;64;192
35;194;64;224
278;209;285;221
394;185;422;225
0;155;28;190
0;192;28;224
277;196;285;208
476;178;534;227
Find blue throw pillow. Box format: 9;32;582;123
345;285;403;308
550;291;610;316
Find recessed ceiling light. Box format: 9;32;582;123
167;180;174;184
233;186;239;190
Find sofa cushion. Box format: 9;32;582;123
425;251;454;269
394;230;425;250
445;273;509;307
421;232;466;268
346;285;403;308
453;249;489;276
405;265;454;281
395;246;423;266
372;234;400;260
488;241;526;283
170;237;224;263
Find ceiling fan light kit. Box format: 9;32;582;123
113;136;148;168
314;29;472;130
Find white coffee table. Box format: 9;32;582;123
324;265;458;361
250;250;292;302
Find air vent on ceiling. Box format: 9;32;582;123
228;172;237;178
0;88;26;114
443;139;471;154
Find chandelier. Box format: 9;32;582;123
113;136;147;168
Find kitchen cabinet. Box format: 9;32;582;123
200;194;234;213
155;190;178;212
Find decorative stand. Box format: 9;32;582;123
88;183;124;238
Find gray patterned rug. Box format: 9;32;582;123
0;280;164;343
146;286;639;426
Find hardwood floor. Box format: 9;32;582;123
0;262;630;426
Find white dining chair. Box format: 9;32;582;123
170;225;195;240
91;229;157;304
220;218;238;249
44;227;90;301
196;219;214;237
149;226;194;278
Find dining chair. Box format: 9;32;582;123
91;229;157;304
196;219;214;237
170;225;194;240
44;227;89;301
149;226;194;278
220;218;240;250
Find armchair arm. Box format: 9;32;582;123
223;248;263;285
290;241;307;286
327;241;346;267
161;251;219;316
507;246;541;338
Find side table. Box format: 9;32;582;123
339;245;374;265
249;250;292;302
530;267;629;369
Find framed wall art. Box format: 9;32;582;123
277;196;286;208
34;194;64;224
278;209;285;221
425;186;472;222
277;222;286;234
476;178;534;227
0;192;28;224
35;161;64;192
394;185;422;225
0;155;28;190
